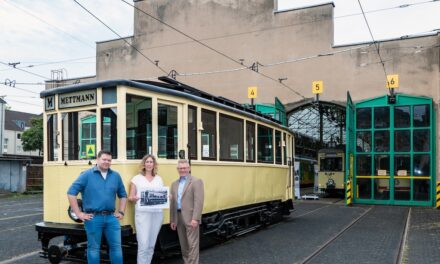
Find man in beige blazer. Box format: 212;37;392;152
170;160;204;264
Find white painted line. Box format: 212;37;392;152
0;224;35;233
0;250;40;264
0;213;43;221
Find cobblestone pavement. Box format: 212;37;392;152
2;195;440;264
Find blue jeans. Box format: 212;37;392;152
84;215;122;264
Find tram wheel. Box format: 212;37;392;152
48;245;66;264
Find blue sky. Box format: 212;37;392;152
1;0;439;114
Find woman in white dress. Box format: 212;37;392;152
129;155;164;264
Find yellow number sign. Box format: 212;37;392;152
312;81;323;94
386;74;399;89
248;86;257;99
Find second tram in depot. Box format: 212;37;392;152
317;148;345;194
36;77;295;263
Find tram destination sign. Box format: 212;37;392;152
58;90;97;109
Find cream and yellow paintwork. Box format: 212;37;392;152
42;82;294;231
317;151;345;191
44;162;291;228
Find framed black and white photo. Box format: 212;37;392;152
139;186;169;209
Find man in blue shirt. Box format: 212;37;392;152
67;150;127;264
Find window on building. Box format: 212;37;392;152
101;108;117;158
62;110;96;160
3;138;8;153
47;114;57;161
220;114;243;161
158;103;178;159
246;121;255;162
126;94;152;159
188;105;197;160
201;109;216;160
258;125;273;163
17;133;21;139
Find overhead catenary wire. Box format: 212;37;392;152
1;83;40;95
357;0;389;81
3;98;42;107
5;0;95;50
0;61;50;80
72;0;168;75
121;0;307;99
129;0;439;52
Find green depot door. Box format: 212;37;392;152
349;94;435;206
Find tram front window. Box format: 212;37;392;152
126;95;152;159
319;157;342;171
62;110;96;160
47;114;58;161
158;104;178;159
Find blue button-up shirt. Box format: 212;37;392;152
177;176;187;210
67;166;127;212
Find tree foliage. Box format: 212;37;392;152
21;117;43;154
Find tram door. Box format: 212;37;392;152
352;94;434;206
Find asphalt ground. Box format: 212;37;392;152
1;194;440;264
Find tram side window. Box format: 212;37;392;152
188;105;197;160
47;114;58;161
201;109;216;160
158;104;178;159
126;95;152;159
275;131;282;164
246;121;255;162
219;114;243;161
257;125;273;163
62;110;96;160
101;108;117;159
283;133;287;165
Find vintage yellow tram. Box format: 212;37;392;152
36;77;294;263
317;148;345;194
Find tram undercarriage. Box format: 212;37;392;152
36;199;293;263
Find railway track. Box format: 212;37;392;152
299;206;411;264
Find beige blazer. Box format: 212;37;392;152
170;175;204;225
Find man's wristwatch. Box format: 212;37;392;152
118;211;125;216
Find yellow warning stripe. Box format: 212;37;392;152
436;182;440;208
346;181;352;206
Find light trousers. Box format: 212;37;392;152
135;211;164;264
176;212;200;264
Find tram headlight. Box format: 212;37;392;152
67;199;83;223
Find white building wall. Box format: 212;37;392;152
3;129;40;156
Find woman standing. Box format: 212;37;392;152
129;155;164;264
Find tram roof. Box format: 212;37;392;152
40;77;290;131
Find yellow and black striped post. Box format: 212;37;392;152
346;180;352;206
436;182;440;208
